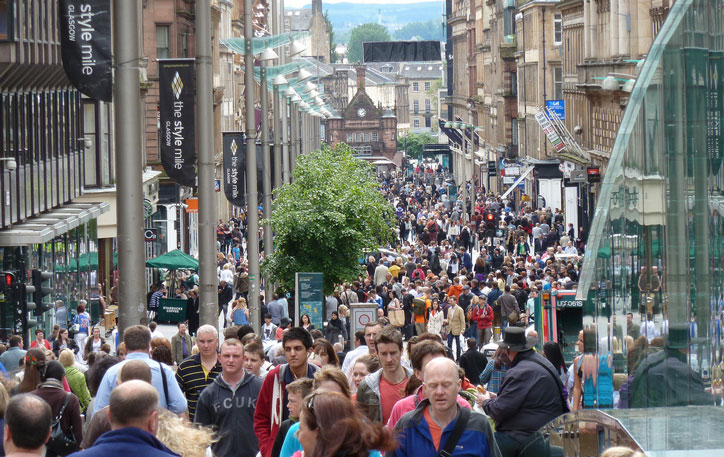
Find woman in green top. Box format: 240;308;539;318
59;349;91;412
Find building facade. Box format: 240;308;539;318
326;67;399;166
0;0;112;338
399;63;444;133
283;0;331;62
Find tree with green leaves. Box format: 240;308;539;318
346;23;390;64
324;10;338;63
262;143;397;294
398;132;439;159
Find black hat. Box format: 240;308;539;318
497;327;534;352
280;317;291;328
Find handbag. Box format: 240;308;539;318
46;393;78;456
389;309;405;327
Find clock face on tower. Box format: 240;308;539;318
357;108;366;118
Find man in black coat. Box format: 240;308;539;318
218;279;234;316
458;338;487;384
479;327;568;457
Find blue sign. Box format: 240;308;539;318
546;100;565;120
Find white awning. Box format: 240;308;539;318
500;165;535;200
0;202;110;246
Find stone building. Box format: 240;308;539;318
326;67;400;166
284;0;331;62
398;63;444;133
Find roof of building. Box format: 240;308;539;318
296;57;399;87
398;62;444;79
285;9;314;31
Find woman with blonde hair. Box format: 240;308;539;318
156;409;216;457
231;298;250;326
59;349;91;412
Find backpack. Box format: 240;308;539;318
413;297;427;316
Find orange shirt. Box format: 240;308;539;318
423;406;443;450
379;374;408;424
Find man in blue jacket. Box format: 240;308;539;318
392;357;501;457
70;380;179;457
195;338;263;457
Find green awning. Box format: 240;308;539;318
145;249;199;271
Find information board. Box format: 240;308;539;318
295;272;324;330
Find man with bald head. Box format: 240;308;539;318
71;380;177;457
4;394;52;457
392;358;501;457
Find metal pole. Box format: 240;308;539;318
290;105;298;173
261;64;274;300
282;96;290;183
271;0;283;189
196;0;219;327
460;129;468;223
244;0;261;333
113;0;145;332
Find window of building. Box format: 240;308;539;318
511;118;519;146
413;82;419;92
511;72;518;96
554;14;562;45
0;0;12;40
425;99;431;113
363;132;370;142
503;6;515;36
356;132;361;142
425;117;431;128
347;133;354;143
424;81;431;91
413;118;420;128
156;25;170;59
180;33;188;58
553;66;563;100
413;100;419;113
372;132;379;142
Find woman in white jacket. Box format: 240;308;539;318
426;297;445;338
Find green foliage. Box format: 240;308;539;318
347;23;391;64
393;19;444;41
398;132;439;159
262;143;397;294
325;10;338;63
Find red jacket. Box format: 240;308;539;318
253;363;319;457
472;303;494;329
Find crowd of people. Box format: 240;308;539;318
0;167;669;457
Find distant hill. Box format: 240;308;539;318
293;2;445;43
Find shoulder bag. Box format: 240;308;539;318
47;393;78;456
438;406;471;457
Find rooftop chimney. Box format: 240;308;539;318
356;65;366;91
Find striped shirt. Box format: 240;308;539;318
175;353;222;421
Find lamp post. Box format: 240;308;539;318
244;0;261;331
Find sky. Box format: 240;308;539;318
284;0;438;8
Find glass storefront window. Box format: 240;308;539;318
578;0;724;409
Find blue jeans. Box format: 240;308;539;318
448;332;462;360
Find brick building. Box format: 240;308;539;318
326;66;400;166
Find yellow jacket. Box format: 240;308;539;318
448;304;466;336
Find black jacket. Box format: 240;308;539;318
459;348;487;385
325;318;347;343
482;350;567;441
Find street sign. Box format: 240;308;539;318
505;165;520;176
587;167;601;183
158;298;187;322
487;161;496;174
215;179;221;192
570;169;587;183
423;143;451;154
144;228;158;242
546;100;565;120
535;111;566;152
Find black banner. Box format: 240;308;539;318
159;59;196;187
59;0;113;102
223;132;246;207
363;41;441;63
